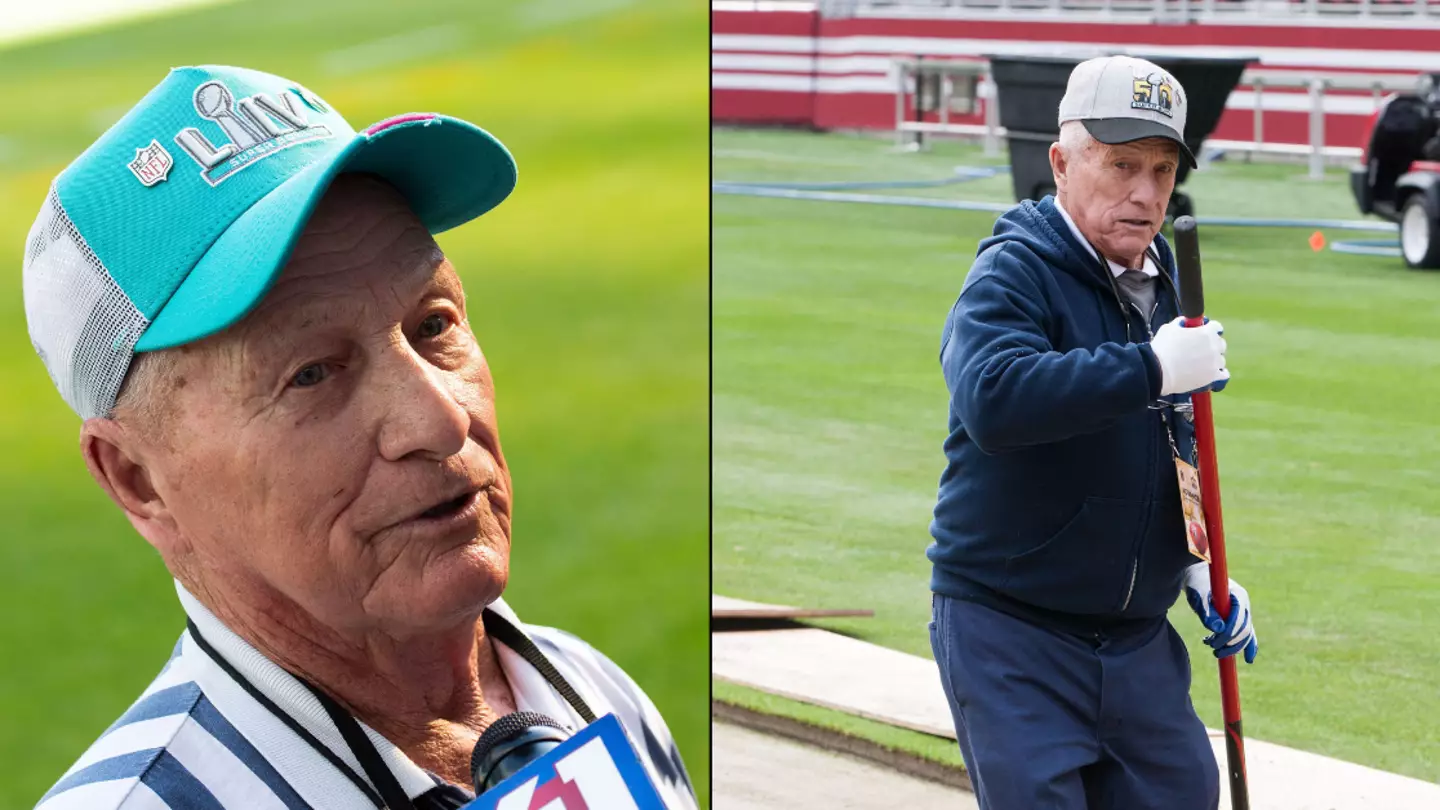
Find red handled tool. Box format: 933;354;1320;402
1172;215;1249;810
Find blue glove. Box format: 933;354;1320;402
1182;562;1258;663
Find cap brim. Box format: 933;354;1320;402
1081;118;1197;169
133;114;515;352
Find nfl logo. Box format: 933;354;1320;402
128;140;174;186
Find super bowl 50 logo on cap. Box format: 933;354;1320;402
165;80;334;187
1131;71;1177;118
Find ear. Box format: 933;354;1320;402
80;418;187;559
1049;142;1068;194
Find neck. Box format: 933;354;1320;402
1053;194;1146;270
188;575;516;787
1107;251;1144;271
1054;196;1140;270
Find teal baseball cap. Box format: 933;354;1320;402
22;65;516;420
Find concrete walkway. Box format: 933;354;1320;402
714;619;1440;810
715;722;974;810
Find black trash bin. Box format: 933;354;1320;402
987;54;1254;218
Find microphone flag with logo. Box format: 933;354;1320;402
462;713;667;810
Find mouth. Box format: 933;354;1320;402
378;463;511;539
400;478;503;528
1119;218;1153;228
416;490;480;521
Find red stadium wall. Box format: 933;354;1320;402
711;6;820;126
712;5;1440;149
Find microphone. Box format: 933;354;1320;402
462;713;667;810
470;712;571;793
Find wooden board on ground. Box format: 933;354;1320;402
714;722;975;810
1213;737;1440;810
714;625;1440;809
712;594;874;621
713;626;953;737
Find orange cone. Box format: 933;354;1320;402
1309;231;1326;252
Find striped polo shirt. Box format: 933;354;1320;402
35;583;697;810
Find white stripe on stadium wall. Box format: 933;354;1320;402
714;35;818;54
711;0;817;10
714;52;1409;81
713;72;1385;115
713;54;817;73
713;34;1440;72
849;9;1440;31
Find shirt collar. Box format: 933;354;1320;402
176;581;579;801
1053;197;1160;279
485;599;586;729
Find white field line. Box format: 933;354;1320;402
319;25;465;77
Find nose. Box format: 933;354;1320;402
1130;172;1167;212
375;345;470;463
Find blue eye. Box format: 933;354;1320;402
292;363;328;387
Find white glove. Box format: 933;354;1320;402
1182;562;1258;663
1151;317;1228;396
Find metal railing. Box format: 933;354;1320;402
892;59;1001;155
892;58;1416;177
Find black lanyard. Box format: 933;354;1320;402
1088;241;1198;463
1094;244;1173;335
186;608;596;809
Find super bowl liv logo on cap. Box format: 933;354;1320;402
1131;71;1176;118
174;80;334;186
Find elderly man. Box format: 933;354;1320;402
927;56;1259;809
23;66;696;810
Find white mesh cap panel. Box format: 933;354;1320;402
22;187;150;420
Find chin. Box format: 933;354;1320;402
437;541;509;609
376;543;510;632
1107;235;1154;261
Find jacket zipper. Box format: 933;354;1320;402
1121;560;1139;612
1118;299;1158;613
1104;255;1169;614
1111;299;1157;608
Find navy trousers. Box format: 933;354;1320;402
929;594;1219;810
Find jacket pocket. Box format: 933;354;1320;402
1001;496;1146;615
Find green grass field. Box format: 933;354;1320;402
714;680;965;771
714;127;1440;782
0;3;708;806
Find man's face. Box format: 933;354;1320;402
1054;135;1178;265
140;175;511;637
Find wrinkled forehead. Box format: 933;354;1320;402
218;176;455;353
1101;137;1180;163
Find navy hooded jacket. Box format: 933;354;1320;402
928;196;1199;626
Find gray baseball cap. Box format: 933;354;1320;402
1058;55;1195;168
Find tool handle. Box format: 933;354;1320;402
1173;216;1206;320
1171;216;1249;810
1192;390;1248;810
